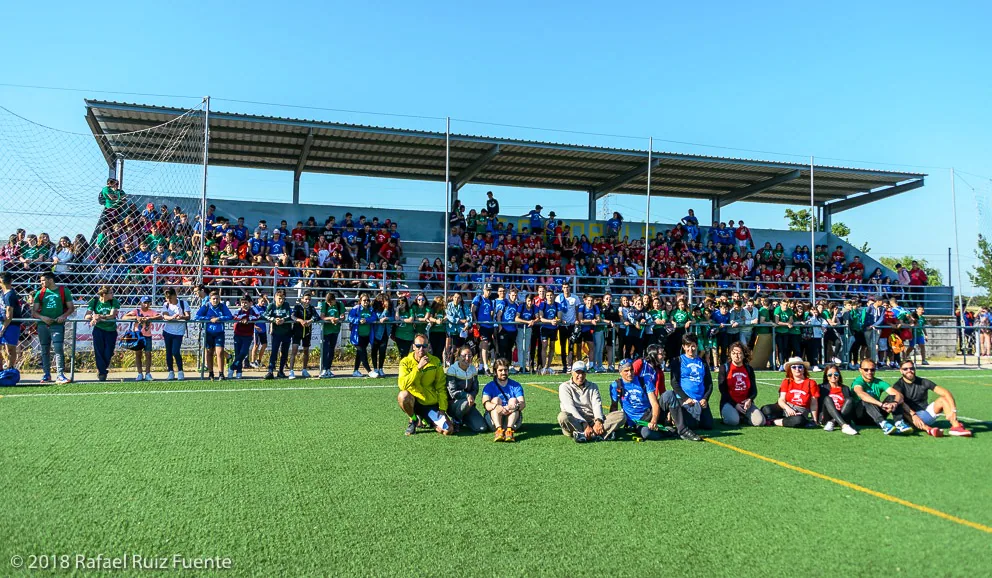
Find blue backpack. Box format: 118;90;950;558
0;367;21;387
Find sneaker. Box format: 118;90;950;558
509;367;519;374
921;360;930;366
97;373;107;382
227;369;235;379
949;425;973;437
573;431;587;444
405;420;418;436
218;374;226;381
841;424;859;436
167;371;175;381
236;371;243;379
177;371;185;381
894;420;913;434
778;364;785;371
368;370;379;379
135;373;144;382
494;427;505;442
680;430;703;442
880;421;896;435
503;428;516;443
208;373;215;381
277;372;289;380
352;370;362;378
301;369;311;378
144;373;153;381
326;371;335;378
39;374;52;384
264;372;274;380
823;420;836;432
55;373;70;385
812;366;822;372
602;431;616;441
288;370;296;380
927;426;944;438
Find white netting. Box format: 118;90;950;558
977;186;992;243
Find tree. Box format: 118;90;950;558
968;234;992;300
878;256;943;286
783;209;860;247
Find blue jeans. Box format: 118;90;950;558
92;327;117;376
37;323;65;376
231;334;252;372
592;331;604;369
269;332;291;373
163;332;184;372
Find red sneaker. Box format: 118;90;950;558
927;427;943;438
949;425;973;437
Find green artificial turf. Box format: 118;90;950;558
1;369;990;577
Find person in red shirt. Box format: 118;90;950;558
735;220;754;251
760;357;820;427
718;341;764;426
291;221;308;261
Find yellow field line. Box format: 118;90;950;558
523;381;992;535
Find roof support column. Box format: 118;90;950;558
588;190;598;221
711;196;721;226
114;156;123;185
293;128;315;205
292;177;300;205
822;204;832;234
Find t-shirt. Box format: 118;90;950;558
34;286;72;322
267;239;286;257
495;299;519;333
610;377;651;422
754;307;771;334
555;294;580;324
671;308;691;325
482;379;525;406
678;354;707;401
893;377;937;412
87;297;121;332
851;375;891;401
472;294;495;327
528;210;543;230
773;306;799;334
320;301;344;335
1;289;22;326
779;378;818;409
161;299;189;336
726;363;751;404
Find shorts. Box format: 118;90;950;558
541;327;558;341
413;401;450;432
292;326;312;347
478;326;494;343
132;335;152;351
916;403;939;426
912;336;926;347
205;332;225;349
0;324;20;346
254;331;267;346
877;337;889;352
580;331;596;343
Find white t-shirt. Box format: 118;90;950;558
555;294;580;324
161;299;189;336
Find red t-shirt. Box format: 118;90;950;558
726;364;751;404
826;386;844;411
779;378;818;409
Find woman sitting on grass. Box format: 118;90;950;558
818;364;859;435
760;357;820;428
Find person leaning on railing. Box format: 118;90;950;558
84;285;120;382
263;289;294;380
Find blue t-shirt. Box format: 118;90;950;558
610;377;650;423
606;217;621;234
541;301;558;328
133;251;151;265
495;299;519;332
528;210;543;230
678;354;707;401
518;304;537;323
267;239;285;257
248;238;265;256
1;289;22;326
577;303;600;333
233;225;248;242
711;310;731;326
251;304;267;333
482;379;524;406
472;294;495;327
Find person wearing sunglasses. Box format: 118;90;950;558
398;334;451;436
818;364;858;435
445;345;487;434
892;360;972;437
851;360;912;435
760;356;820;428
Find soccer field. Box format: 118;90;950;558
1;369;990;577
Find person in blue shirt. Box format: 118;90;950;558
194;290;234;380
669;333;715;430
133;242;152;265
232;217;249;243
471;284;496;374
610;358;702;441
577;293;601;370
515;292;539;374
710;303;733;365
681;209;700;242
481;359;526;442
527;205;544;234
605;212;623;239
493;287;520;370
267;230;286;261
250;293;269;369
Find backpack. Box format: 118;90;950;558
0;367;21;387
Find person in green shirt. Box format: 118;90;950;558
772;298;797;370
393;296;417;359
319;292;344;378
31;271;75;383
907;306;929;365
145;232;166;251
99;178;126;210
409;293;430;335
850;360;911;435
84;285;121;382
263;289;294;379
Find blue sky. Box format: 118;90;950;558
2;0;990;290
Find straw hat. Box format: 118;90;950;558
783;356;811;373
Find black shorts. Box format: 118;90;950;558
478;326;494;343
541;327;558;341
292;326;312;347
581;331;596;343
254;331;267;346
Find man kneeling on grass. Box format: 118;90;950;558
894;360;972;437
482;358;525;442
398;334;452;436
558;360;625;443
610;358;702;442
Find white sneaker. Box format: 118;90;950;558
167;371;175;381
236;371;243;379
841;424;859;436
301;369;311;378
144;373;153;381
368;370;379;378
288;370;296;380
227;368;235;379
135;373;144;382
177;371;185;381
823;420;835;432
352;370;362;378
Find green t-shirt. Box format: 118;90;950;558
693;313;709;337
774;306;799;334
647;309;665;329
320;301;344;335
773;249;784;261
100;186;125;209
356;307;373;337
21;245;41;260
394;314;415;341
851;375;890;400
755;306;771;334
87;297;121;332
34;285;72;322
671;309;691;325
759;248;773;262
849;307;866;331
410;305;430;335
914;315;926;339
146;234;166;250
429;311;446;333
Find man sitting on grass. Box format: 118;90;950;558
610;358;702;442
851;360;912;435
398;334;452;437
482;358;525;442
558;361;625;443
893;360;972;437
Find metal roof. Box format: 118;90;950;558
84;100;926;208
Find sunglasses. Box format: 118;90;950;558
413;343;427;349
861;368;876;372
827;372;840;377
791;366;805;371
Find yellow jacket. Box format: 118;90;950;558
398;353;448;411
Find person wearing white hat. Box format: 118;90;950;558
760;356;820;427
557;361;625;443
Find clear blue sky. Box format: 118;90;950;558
2;0;990;291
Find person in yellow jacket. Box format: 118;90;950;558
398;334;452;436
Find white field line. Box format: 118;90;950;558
0;383;394;399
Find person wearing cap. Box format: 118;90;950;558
558;361;625;443
610;358;702;441
669;333;714;430
850;359;911;435
399;333;452;436
760;357;820;427
527;205;544;234
123;295;164;382
718;341;764;427
194;290;233;381
481;358;525;442
446;345;487;433
893;360;972;437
